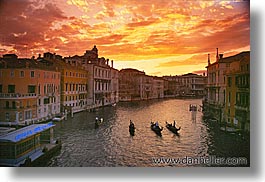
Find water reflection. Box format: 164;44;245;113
47;99;249;167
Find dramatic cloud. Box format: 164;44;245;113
0;0;250;75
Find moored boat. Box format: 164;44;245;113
150;122;163;136
165;122;181;134
52;113;65;122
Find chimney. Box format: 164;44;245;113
216;48;219;62
208;54;210;65
38;54;41;58
107;59;109;66
219;54;223;59
111;60;113;68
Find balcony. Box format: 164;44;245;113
0;93;37;99
235;104;250;112
78;91;88;94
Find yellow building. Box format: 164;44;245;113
43;53;89;114
0;54;61;125
224;51;250;131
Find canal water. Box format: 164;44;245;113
47;99;249;167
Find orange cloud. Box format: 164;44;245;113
0;0;250;75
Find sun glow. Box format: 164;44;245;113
0;0;250;75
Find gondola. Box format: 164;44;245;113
165;122;181;134
129;125;135;136
150;122;163;136
95;117;103;128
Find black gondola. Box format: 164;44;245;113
165;122;181;134
129;120;135;136
150;122;163;136
129;125;135;136
95;117;103;128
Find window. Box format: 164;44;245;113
28;85;36;93
30;71;35;78
19;112;23;120
44;85;46;94
25;110;32;120
12;101;16;109
235;76;239;86
8;85;15;93
228;77;232;87
0;85;2;93
246;93;249;106
20;71;24;77
228;92;231;104
44;98;49;104
6;101;9;108
223;90;226;104
5;113;9;121
10;70;14;77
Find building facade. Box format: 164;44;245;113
0;54;60;125
64;46;118;108
119;68;144;101
205;49;233;121
110;67;119;104
224;51;250;131
205;50;250;131
163;73;206;98
178;73;206;97
152;77;164;99
42;52;89;114
119;69;164;101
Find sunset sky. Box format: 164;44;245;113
0;0;250;76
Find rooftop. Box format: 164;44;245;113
119;68;145;74
206;51;250;68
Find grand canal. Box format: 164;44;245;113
47;99;249;167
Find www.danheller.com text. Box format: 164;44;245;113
152;156;248;166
